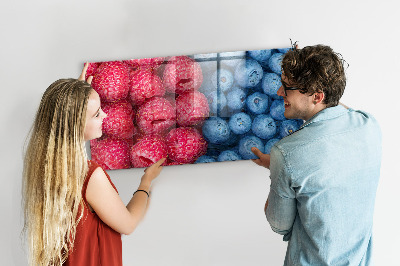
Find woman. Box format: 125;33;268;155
22;64;165;265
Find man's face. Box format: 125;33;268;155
277;74;315;121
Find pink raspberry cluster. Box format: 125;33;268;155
88;56;209;170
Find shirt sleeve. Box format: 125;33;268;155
266;145;297;241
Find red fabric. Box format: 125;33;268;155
64;160;122;266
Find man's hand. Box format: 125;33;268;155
251;147;271;169
78;62;93;84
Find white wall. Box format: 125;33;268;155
1;0;399;265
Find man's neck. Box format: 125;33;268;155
304;104;327;121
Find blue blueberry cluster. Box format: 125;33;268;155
194;48;304;163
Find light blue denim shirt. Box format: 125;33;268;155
266;105;382;266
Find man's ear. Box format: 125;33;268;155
313;91;325;104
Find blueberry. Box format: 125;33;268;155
228;112;252;135
269;53;284;75
270;99;286;120
248;49;273;67
207;90;227;116
246;92;269;115
251;114;277;140
217;150;242;162
211;68;234;93
264;138;280;154
262;72;282;100
279;119;301;138
202;117;232;144
234;58;263;88
226;88;247;111
238;135;265;160
195;155;217;164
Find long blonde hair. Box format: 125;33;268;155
23;79;93;265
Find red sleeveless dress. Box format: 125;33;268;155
64;160;122;265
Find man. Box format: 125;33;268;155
251;45;382;265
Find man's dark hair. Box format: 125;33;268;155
281;45;347;107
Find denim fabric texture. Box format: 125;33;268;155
266;105;382;266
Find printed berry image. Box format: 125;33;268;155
269;53;284;75
207;90;227;116
129;69;165;105
195;155;216;164
88;46;296;169
270;99;286;120
226;88;247;111
211;68;234;93
228;112;252;135
262;72;282;100
248;49;273;68
225;132;240;146
246;92;269;115
238;135;264;160
176;91;209;127
123;57;165;71
165;127;207;164
265;138;280;154
217;150;242;162
202;117;232;144
136;97;176;135
251;114;277;140
130;135;168;168
279;119;302;138
90;136;131;170
91;61;130;102
163;56;203;94
234;58;263;88
102;100;135;139
219;51;246;68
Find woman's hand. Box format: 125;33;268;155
142;158;166;185
78;62;93;84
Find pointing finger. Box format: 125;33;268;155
251;147;263;157
78;62;89;81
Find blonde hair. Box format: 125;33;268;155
22;79;93;265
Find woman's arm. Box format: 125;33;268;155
86;158;165;235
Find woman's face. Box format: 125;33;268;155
84;89;107;141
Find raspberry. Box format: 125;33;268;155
176;91;209;127
129;70;165;105
91;61;130;102
90;136;131;170
163;56;203;94
165;127;207;164
123;57;165;71
165;158;183;166
136;97;176;134
102;100;135;139
130;135;168;168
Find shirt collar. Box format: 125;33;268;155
299;105;349;130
